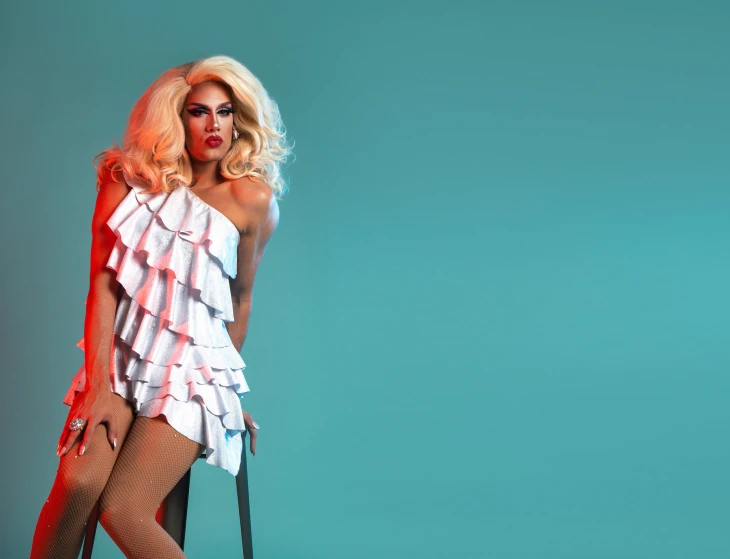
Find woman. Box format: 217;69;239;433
30;55;292;558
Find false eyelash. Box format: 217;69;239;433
186;108;235;116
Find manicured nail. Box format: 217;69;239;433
113;438;117;449
252;421;260;430
60;447;66;456
79;445;85;456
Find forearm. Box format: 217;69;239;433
83;276;120;393
225;300;252;353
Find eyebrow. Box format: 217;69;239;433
187;102;233;109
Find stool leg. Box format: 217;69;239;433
158;467;192;550
236;432;253;559
81;500;100;559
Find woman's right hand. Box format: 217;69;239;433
56;388;118;457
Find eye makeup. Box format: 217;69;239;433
186;102;235;116
186;107;235;117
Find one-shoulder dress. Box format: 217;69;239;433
63;173;248;476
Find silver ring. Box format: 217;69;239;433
68;418;86;431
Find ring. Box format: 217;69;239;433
68;418;86;431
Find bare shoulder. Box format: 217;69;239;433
230;175;279;234
93;177;131;230
230;175;276;209
98;178;131;202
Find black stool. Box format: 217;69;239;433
81;432;253;558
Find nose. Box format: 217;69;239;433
207;113;220;132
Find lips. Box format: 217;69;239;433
205;135;223;147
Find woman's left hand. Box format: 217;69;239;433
241;409;259;455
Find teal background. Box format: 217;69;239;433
2;0;729;557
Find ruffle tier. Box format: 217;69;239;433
108;175;239;278
63;175;248;476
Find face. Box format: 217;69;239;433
181;81;236;163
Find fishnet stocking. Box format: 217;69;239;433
97;414;204;559
30;396;205;559
30;393;136;558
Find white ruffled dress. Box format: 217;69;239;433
63;173;249;476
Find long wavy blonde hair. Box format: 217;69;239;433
94;55;292;197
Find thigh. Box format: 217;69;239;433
56;392;136;491
98;414;204;513
30;395;136;559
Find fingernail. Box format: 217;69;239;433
79;445;85;456
60;447;66;456
113;438;117;449
253;421;260;429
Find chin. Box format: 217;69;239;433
193;149;225;161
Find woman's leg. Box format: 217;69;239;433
98;413;204;559
30;393;136;559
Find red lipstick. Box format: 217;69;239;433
205;135;223;147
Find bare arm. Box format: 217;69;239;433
57;177;130;456
224;179;279;457
225;180;280;352
84;179;130;391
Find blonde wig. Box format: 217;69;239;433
94;55;292;197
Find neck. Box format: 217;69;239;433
190;159;222;189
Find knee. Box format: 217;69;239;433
98;503;147;535
98;489;148;533
98;504;125;533
56;463;107;509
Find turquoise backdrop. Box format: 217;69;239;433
2;0;728;557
